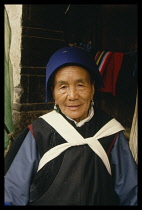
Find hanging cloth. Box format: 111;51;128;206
95;51;124;96
37;110;124;175
129;89;138;164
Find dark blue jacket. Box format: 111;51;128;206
4;108;137;206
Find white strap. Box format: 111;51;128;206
38;111;124;174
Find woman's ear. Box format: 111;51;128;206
92;82;95;96
51;86;55;100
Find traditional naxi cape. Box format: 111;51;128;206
5;107;137;206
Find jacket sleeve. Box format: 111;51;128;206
111;131;138;206
4;130;40;206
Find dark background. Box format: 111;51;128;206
12;4;137;139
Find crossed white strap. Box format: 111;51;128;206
38;110;124;175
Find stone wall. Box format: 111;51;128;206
5;5;67;138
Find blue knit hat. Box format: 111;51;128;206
46;46;103;102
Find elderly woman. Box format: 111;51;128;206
5;47;137;206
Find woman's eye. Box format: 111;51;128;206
61;86;67;89
78;84;84;87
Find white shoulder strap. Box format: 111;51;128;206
38;110;124;174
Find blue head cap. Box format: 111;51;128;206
45;46;104;102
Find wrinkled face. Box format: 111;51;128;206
53;66;95;122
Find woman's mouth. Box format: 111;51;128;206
66;105;81;110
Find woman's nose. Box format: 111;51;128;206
67;87;78;100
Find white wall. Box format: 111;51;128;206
5;4;23;103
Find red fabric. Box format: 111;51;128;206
95;51;102;61
107;133;119;155
99;52;113;75
98;52;124;96
28;124;34;136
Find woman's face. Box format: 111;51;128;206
53;66;95;122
